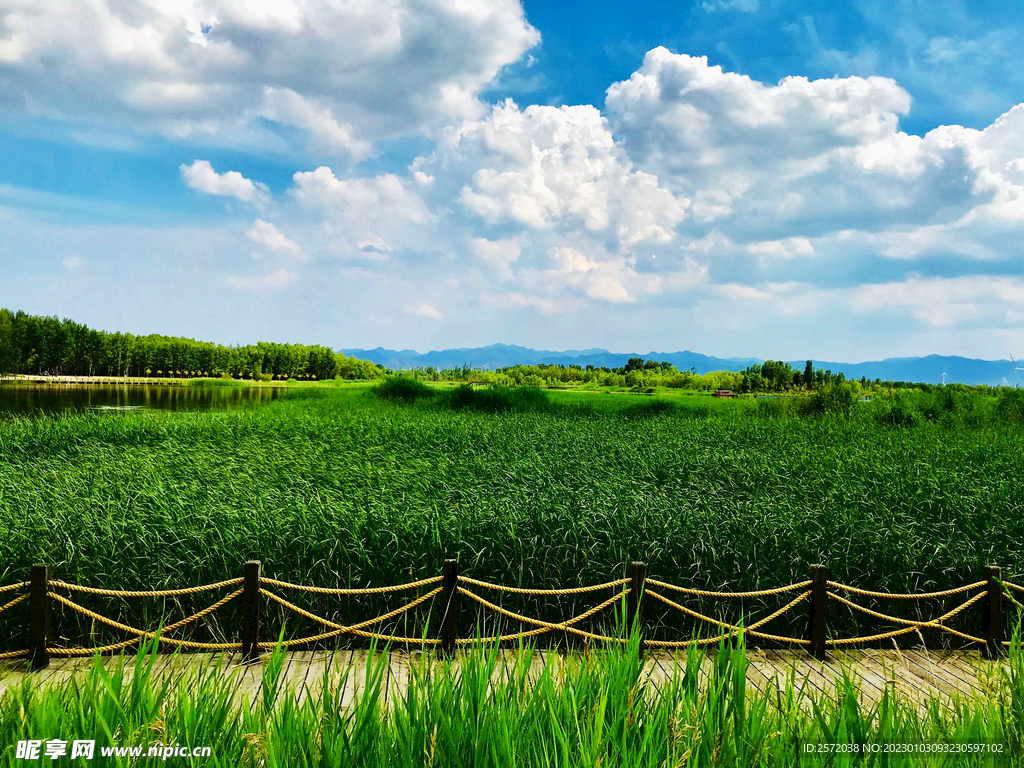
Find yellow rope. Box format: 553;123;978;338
457;587;628;643
826;580;985;600
0;649;29;660
1002;581;1024;594
47;589;243;652
50;577;243;598
646;578;812;599
827;591;986;646
261;575;442;596
645;589;812;647
457;576;629;596
455;588;631;645
0;582;27;594
260;587;443;646
0;593;28;615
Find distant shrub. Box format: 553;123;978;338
259;373;273;382
287;378;299;384
443;385;549;413
997;389;1024;424
802;383;855;417
373;377;437;402
915;387;981;426
875;395;921;428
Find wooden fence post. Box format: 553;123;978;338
983;564;1004;660
240;561;261;663
627;562;646;654
441;559;458;656
28;564;50;671
808;564;828;661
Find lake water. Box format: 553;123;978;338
0;383;282;416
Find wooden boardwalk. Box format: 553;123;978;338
0;649;1007;710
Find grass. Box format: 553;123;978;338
187;378;245;388
1;634;1022;767
0;385;1022;649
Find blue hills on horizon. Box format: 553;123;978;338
339;344;1022;387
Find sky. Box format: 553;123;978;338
1;0;1023;362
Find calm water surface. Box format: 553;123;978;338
0;383;281;415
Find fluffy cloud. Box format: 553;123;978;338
245;219;303;257
471;237;522;280
851;276;1024;328
226;268;297;291
604;48;1010;239
153;45;1024;348
181;160;268;204
419;100;687;248
61;256;83;270
0;0;539;155
406;303;442;320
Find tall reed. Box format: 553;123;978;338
0;634;1020;767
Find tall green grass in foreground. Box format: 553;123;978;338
1;635;1022;767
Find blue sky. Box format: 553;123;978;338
1;0;1022;361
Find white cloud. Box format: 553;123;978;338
851;276;1024;328
245;219;304;257
62;256;82;270
226;268;297;291
604;48;1005;239
0;0;539;154
420;99;687;248
406;303;442;320
746;237;814;259
703;0;759;11
471;237;522;280
181;160;268;204
259;88;371;160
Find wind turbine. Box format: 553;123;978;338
941;372;948;385
1012;355;1024;372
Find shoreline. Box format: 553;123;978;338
0;375;284;387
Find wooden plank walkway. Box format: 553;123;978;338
0;650;1007;711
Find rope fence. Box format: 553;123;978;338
0;560;1018;670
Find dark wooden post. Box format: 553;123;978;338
441;559;458;656
28;564;50;671
627;562;646;654
983;564;1004;659
808;564;828;661
240;561;261;663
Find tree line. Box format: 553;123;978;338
402;357;849;393
0;309;384;381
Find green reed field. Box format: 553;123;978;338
0;383;1022;647
2;636;1023;767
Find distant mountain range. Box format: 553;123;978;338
339;345;1022;386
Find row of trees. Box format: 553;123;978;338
403;358;847;393
0;310;385;381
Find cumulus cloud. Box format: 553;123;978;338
851;276;1024;328
226;268;297;291
181;160;268;204
245;219;304;257
471;237;522;280
406;303;442;320
419;100;687;248
604;48;1004;239
61;256;82;270
136;46;1024;346
0;0;539;154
